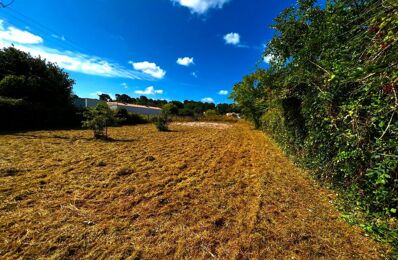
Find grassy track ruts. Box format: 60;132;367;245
0;122;388;259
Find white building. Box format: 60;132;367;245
107;102;161;115
73;98;162;116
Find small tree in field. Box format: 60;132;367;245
154;110;170;132
82;102;114;139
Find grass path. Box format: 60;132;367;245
0;123;387;258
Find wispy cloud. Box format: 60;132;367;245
177;57;194;66
191;71;198;78
121;82;128;89
171;0;230;14
0;19;150;80
134;86;163;95
129;61;166;79
51;34;66;41
218;90;228;95
201;97;214;103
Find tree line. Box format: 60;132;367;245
98;93;239;117
0;46;239;131
231;0;397;246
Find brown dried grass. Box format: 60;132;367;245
0;123;388;259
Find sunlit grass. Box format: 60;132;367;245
0;123;388;258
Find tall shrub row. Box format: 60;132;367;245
231;0;397;244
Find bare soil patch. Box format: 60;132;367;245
0;123;388;258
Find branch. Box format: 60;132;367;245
379;87;398;140
309;60;331;75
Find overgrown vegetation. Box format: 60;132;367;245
154;110;170;131
82;102;115;139
231;0;398;250
0;47;78;130
111;93;240;118
114;108;148;125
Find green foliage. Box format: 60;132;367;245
98;93;112;102
162;103;179;115
82;102;115;139
113;93;237;118
230;70;267;128
114;108;129;124
204;109;218;117
154;111;170;132
114;108;148;126
0;47;77;130
231;0;398;249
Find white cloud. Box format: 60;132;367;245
134;86;163;95
0;20;147;80
16;45;144;79
0;20;43;44
130;61;166;79
224;32;240;45
263;54;273;64
218;90;228;95
191;72;198;78
171;0;230;14
201;97;214;103
177;57;194;66
121;82;128;89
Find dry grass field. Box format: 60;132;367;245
0;122;388;259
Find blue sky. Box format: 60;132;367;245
0;0;297;103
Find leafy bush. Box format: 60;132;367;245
114;108;148;126
231;0;398;249
82;102;115;139
0;47;77;130
154;111;170;132
203;109;218;117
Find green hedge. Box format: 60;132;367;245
231;0;398;249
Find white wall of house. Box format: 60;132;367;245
108;103;161;115
73;98;161;116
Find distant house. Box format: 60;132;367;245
73;97;161;116
107;102;161;115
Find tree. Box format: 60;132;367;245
230;70;266;128
82;102;115;139
98;93;112;102
230;0;398;241
162;103;178;115
114;108;129;124
115;94;132;103
204;109;218;116
0;47;76;130
154;110;170;132
137;96;149;106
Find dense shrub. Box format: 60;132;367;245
231;0;398;248
0;47;77;130
82;102;115;139
154;111;170;132
114;108;148;126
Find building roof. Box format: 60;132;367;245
107;102;162;110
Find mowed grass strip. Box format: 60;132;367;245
0;123;388;258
